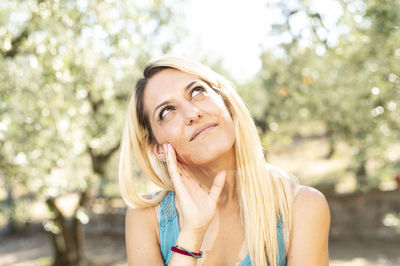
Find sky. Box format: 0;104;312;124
170;0;343;83
172;0;277;83
4;0;342;83
3;0;274;83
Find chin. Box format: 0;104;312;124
179;138;235;166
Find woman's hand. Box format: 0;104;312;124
163;143;226;236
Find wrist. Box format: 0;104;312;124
181;223;209;236
176;230;206;252
171;245;203;258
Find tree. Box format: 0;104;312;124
0;0;185;264
254;0;400;189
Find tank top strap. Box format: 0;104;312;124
159;191;180;265
276;218;287;266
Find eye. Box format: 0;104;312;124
190;86;205;98
159;106;175;121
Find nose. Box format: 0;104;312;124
182;101;203;125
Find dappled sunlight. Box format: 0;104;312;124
1;0;399;265
329;240;400;266
55;193;80;218
269;135;351;186
0;233;50;265
330;257;391;266
382;213;400;230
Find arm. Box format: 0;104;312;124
287;186;331;266
125;204;206;266
126;143;226;266
164;142;226;265
125;206;164;266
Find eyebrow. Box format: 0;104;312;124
152;80;198;119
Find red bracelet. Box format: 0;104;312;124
171;245;203;258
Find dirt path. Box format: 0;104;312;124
1;231;399;265
329;239;400;266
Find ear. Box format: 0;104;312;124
151;143;166;160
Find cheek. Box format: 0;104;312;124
173;144;190;163
151;116;183;144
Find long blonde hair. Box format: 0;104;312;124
118;55;299;266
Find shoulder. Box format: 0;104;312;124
125;192;163;240
287;185;330;265
125;205;158;234
125;201;164;265
293;185;330;219
126;191;163;223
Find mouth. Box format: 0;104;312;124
190;123;218;142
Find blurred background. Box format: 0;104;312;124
0;0;399;265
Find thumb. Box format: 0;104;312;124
208;170;226;202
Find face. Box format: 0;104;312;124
142;68;236;166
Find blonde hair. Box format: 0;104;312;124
118;55;299;266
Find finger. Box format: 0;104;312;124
208;170;226;202
164;143;184;187
168;144;192;180
166;143;179;175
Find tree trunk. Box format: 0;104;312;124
4;183;18;234
324;128;336;159
46;191;89;266
355;151;368;190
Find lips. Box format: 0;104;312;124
190;123;218;142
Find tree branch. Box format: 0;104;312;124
1;29;29;58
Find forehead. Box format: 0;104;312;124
147;68;198;91
143;68;201;111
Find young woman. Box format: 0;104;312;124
119;56;331;266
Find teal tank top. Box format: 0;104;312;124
159;191;287;265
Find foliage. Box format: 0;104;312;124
0;0;185;263
249;0;400;189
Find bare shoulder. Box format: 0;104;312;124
125;205;156;227
125;192;162;236
293;185;330;218
125;195;163;265
287;185;330;265
125;205;159;249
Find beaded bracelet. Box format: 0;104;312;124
171;245;203;258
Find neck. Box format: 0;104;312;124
184;147;237;206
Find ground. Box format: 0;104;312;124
0;231;399;266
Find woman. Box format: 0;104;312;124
119;55;330;266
